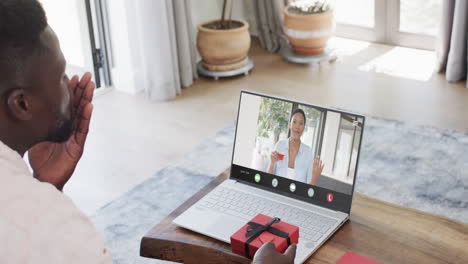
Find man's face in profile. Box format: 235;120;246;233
31;26;75;143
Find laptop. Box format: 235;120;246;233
174;91;365;263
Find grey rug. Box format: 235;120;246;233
91;122;236;264
91;118;468;264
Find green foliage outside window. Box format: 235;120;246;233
298;104;322;128
257;98;291;143
256;97;323;150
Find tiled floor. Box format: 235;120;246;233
65;38;468;215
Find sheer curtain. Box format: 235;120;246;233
133;0;198;101
436;0;468;87
252;0;286;52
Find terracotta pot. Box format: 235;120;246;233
283;8;334;55
197;19;251;71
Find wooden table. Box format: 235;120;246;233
140;170;468;264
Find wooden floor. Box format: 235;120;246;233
67;38;468;215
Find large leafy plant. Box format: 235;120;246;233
257;98;291;143
298;105;322;127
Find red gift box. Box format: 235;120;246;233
230;214;299;259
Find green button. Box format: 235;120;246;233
254;173;261;183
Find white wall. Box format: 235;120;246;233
40;0;93;73
320;111;341;176
233;93;262;168
190;0;258;36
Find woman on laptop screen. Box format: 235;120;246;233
267;108;324;185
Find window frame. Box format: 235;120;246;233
334;0;436;50
332;115;356;178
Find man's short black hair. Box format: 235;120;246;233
0;0;47;88
290;108;306;125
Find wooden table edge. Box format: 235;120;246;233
140;169;468;263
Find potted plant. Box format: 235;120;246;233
197;0;251;72
284;0;333;55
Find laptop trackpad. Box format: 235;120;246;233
174;207;247;243
210;214;246;241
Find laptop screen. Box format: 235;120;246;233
230;91;365;214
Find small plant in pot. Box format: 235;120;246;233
197;0;251;72
284;0;333;55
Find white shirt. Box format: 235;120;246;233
268;138;313;183
0;140;112;264
286;168;296;180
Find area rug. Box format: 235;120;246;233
91;117;468;264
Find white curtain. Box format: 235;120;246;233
133;0;198;101
253;0;286;52
436;0;468;87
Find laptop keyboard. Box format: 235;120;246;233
198;186;339;242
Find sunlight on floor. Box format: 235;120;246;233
358;46;436;81
328;37;437;81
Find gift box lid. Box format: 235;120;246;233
245;214;299;238
230;214;299;258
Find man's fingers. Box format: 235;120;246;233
260;242;276;252
73;87;84;109
84;79;96;102
78;103;93;132
283;244;297;260
75;80;95;110
73;73;87;108
82;102;93;120
68;75;79;89
79;72;92;89
73;72;92;107
74;79;96;124
74;103;93;147
74;74;95;108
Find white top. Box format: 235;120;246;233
268;138;314;183
286;168;296;180
0;140;112;264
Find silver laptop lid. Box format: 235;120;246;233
230;91;365;214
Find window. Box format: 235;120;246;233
332;0;442;50
333;0;374;28
297;104;325;157
399;0;441;36
39;0;111;87
333;115;363;179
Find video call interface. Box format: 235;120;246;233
231;93;364;212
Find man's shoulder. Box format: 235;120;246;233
0;170;87;229
0;149;92;231
0;170;110;264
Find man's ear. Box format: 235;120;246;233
6;89;33;121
